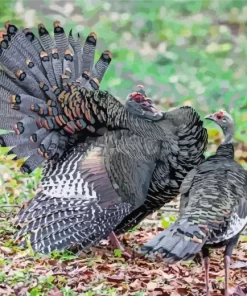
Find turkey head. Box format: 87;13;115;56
125;85;163;121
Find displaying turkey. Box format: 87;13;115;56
0;20;160;254
15;99;207;254
141;110;247;296
0;21;162;173
0;20;208;255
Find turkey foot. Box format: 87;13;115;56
108;231;131;258
225;259;246;296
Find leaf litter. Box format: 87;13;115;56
0;214;247;296
0;156;247;295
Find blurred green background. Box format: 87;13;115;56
0;1;247;294
2;0;247;142
5;0;247;143
1;0;247;208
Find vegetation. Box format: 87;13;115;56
1;0;247;294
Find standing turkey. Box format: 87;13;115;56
0;21;208;254
141;110;247;296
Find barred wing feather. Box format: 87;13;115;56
15;130;158;253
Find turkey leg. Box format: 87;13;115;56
224;255;230;296
108;231;131;258
224;234;240;296
202;248;210;296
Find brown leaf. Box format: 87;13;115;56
0;246;14;255
47;287;63;296
99;239;109;246
176;277;193;285
0;286;14;295
129;279;142;290
147;281;158;291
150;288;170;296
97;263;117;271
47;259;59;266
14;285;29;296
176;287;193;296
107;274;125;283
170;265;180;274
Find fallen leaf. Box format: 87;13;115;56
0;246;14;255
15;286;28;296
231;261;247;269
107;274;125;283
99;239;109;246
152;287;171;296
47;287;63;296
147;281;158;291
129;279;142;290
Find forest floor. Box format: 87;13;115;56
1;143;247;296
1;204;247;296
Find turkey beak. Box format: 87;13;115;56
204;114;215;121
149;105;159;113
141;100;159;113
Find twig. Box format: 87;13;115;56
52;272;70;277
161;209;179;213
0;205;21;208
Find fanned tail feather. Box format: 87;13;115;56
0;21;112;173
140;216;208;263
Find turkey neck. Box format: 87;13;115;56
216;121;235;159
222;122;234;145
